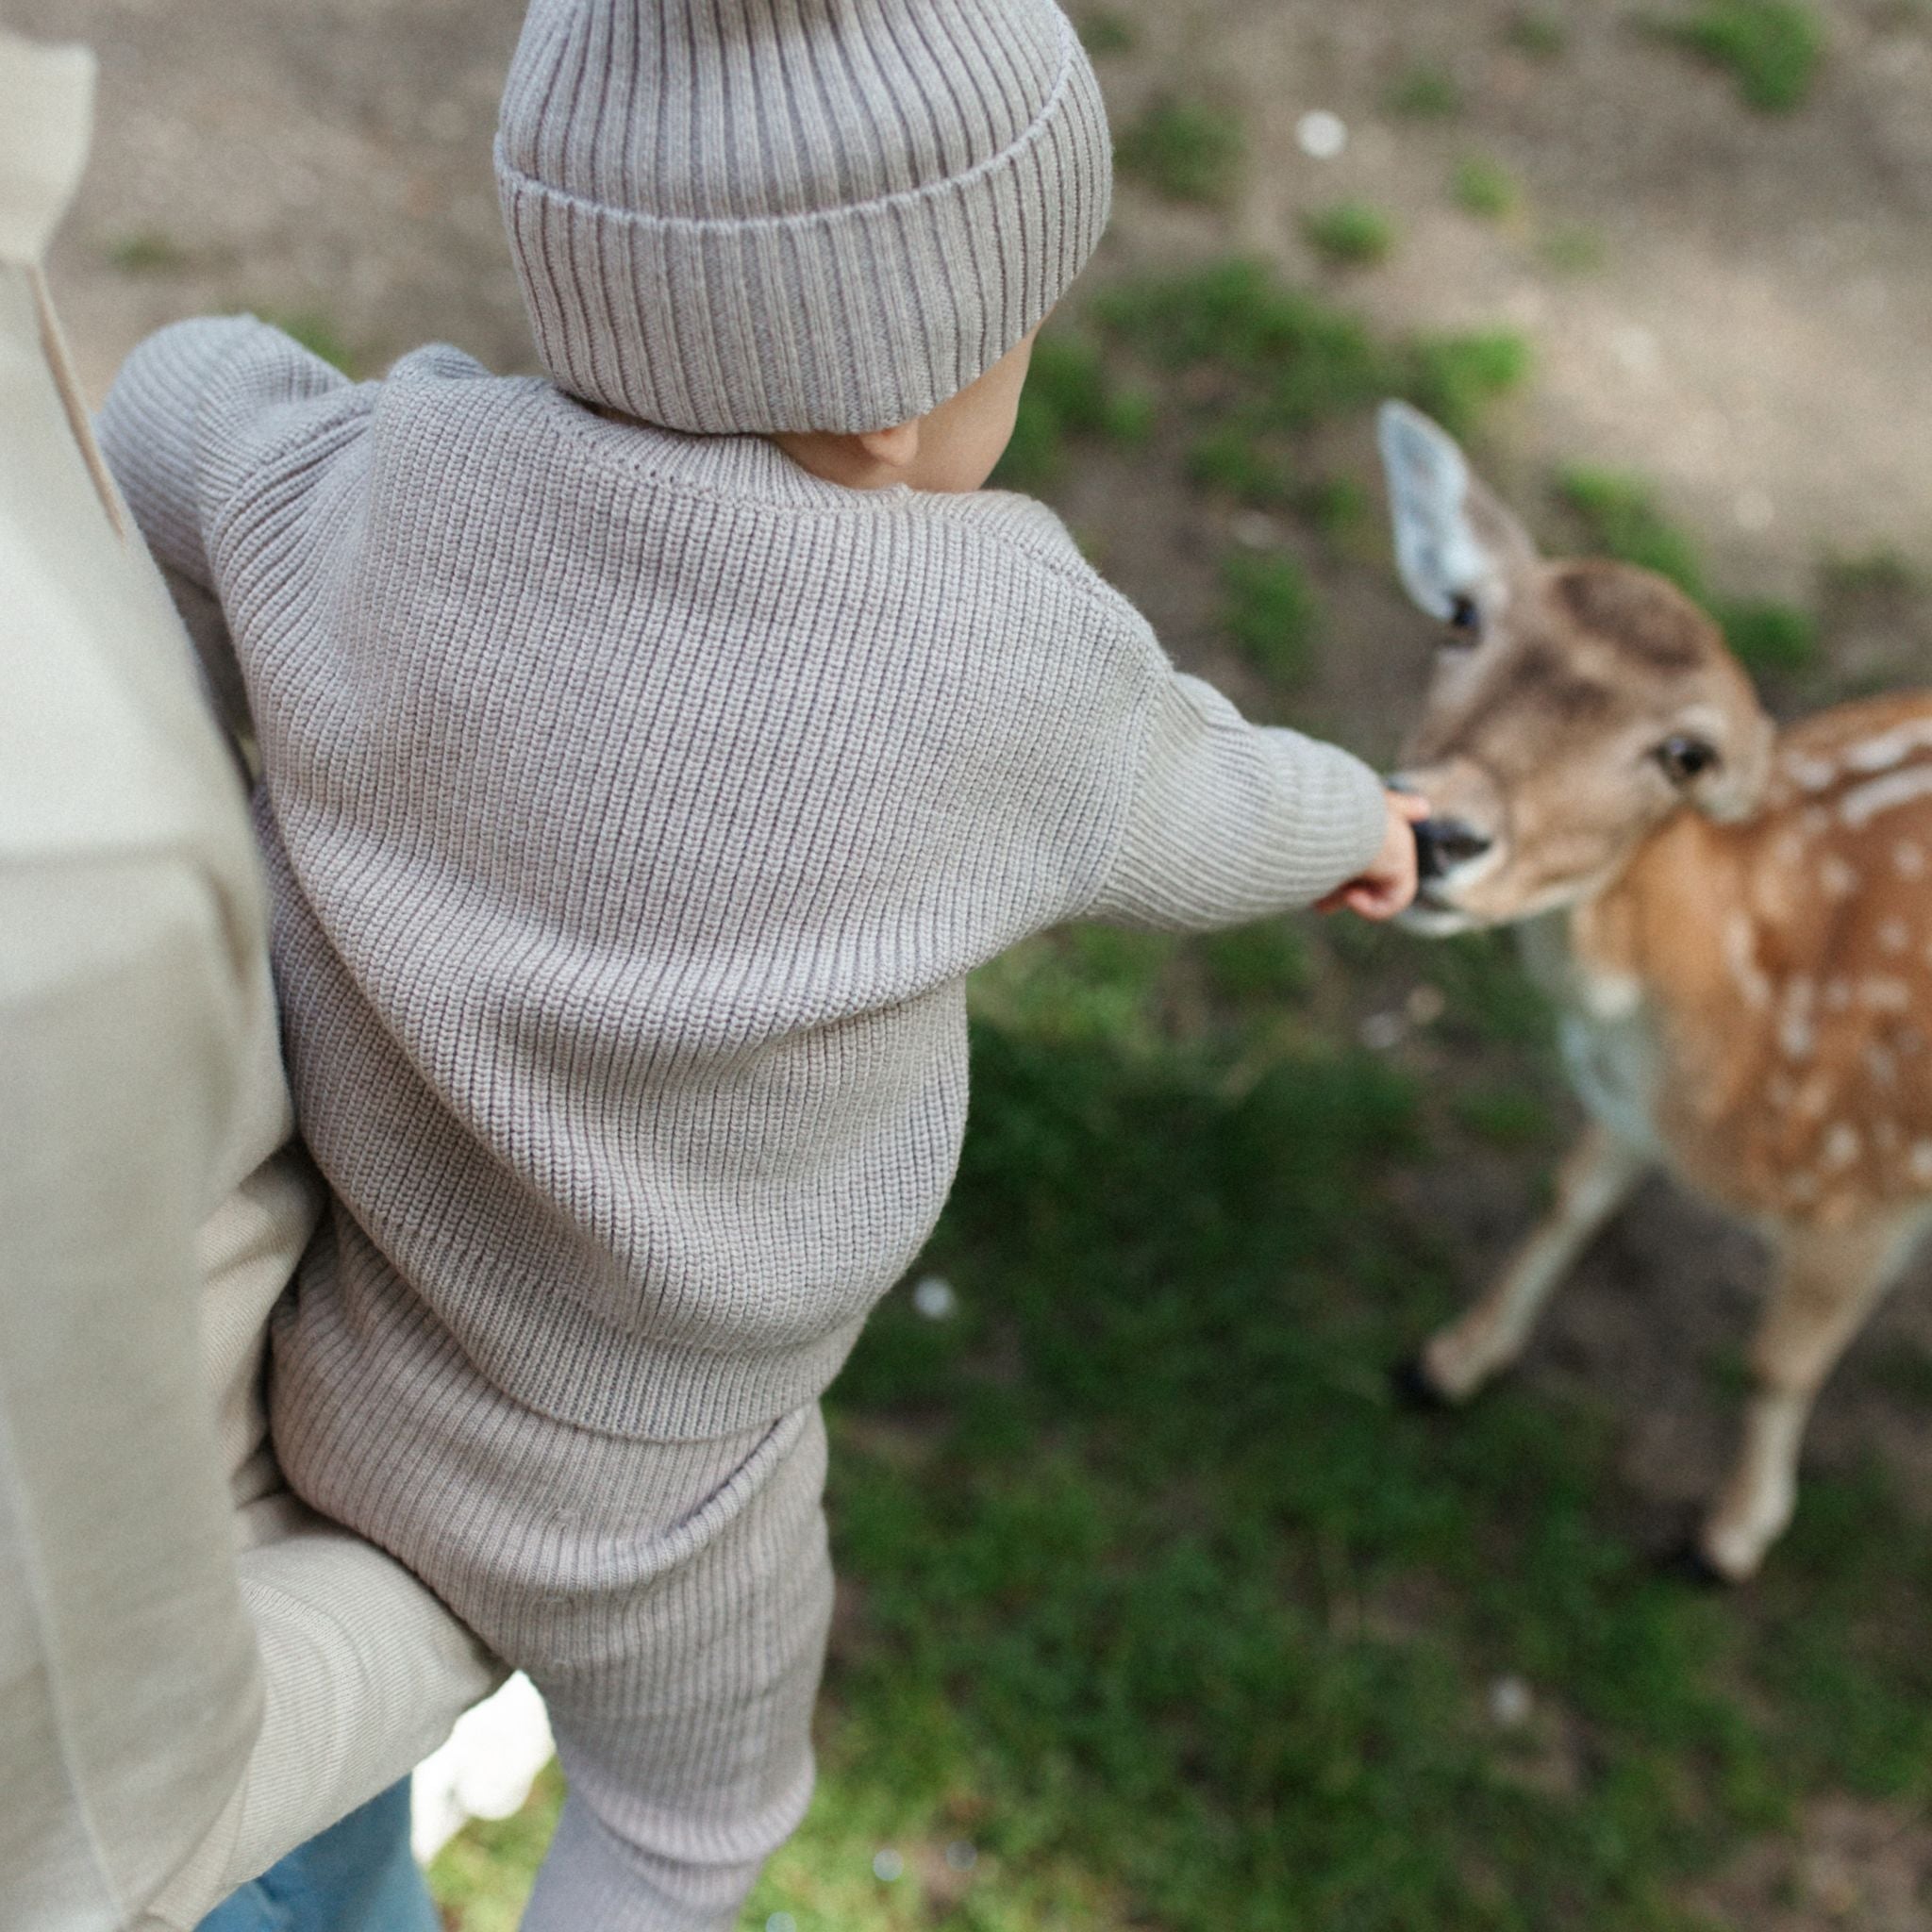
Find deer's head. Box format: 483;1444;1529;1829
1378;403;1774;934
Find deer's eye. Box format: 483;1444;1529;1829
1446;594;1481;640
1657;736;1719;784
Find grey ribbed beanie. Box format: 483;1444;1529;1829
494;0;1112;434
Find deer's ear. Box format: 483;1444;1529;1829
1377;401;1538;626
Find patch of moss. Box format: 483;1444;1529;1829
996;332;1153;491
1117;98;1246;205
106;230;187;274
1077;8;1135;54
1540;225;1607;274
1304;201;1399;268
1406;330;1534;439
1189;425;1295;506
1222;550;1322;685
1715;598;1820;674
266;310;358;375
1387;62;1464;118
1453;155;1522;221
1655;0;1824;111
1557;468;1708;601
1507;9;1571;57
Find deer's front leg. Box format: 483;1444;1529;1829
1416;1122;1649;1402
1699;1214;1920;1582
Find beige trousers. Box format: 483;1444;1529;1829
271;1226;835;1932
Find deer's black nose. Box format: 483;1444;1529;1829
1413;818;1493;881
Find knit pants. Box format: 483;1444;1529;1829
268;1248;834;1932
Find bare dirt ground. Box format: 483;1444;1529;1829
23;2;1932;1922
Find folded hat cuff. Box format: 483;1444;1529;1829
494;24;1111;436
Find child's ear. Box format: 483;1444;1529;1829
856;419;922;472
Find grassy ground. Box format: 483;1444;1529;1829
433;913;1932;1931
429;248;1932;1930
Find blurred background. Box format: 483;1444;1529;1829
23;0;1932;1924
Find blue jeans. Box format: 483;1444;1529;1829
194;1780;439;1932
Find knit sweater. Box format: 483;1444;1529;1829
99;318;1389;1441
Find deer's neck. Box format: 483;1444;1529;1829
1527;808;1766;1160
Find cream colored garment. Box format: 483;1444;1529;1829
0;33;498;1931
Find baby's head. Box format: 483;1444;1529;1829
493;0;1111;491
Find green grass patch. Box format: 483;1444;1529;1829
1507;9;1571;57
1654;0;1824;111
996;331;1153;492
1558;468;1709;601
427;919;1932;1930
1558;470;1826;676
1117;98;1246;205
1076;8;1136;54
267;310;358;375
1454;1085;1557;1150
1304;201;1399;268
1714;598;1820;674
1821;546;1923;600
106;230;187;274
1189;425;1295;506
1387;62;1465;118
1453;155;1523;221
1407;329;1534;439
1222;551;1322;684
1097;259;1528;443
429;1763;563;1931
1540;225;1607;274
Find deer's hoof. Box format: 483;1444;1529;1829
1390;1353;1454;1411
1660;1541;1728;1590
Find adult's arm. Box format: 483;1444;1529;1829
0;33;497;1929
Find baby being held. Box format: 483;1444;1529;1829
100;2;1417;1925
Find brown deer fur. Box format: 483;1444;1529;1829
1378;401;1932;1580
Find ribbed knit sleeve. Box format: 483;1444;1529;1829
1087;670;1391;930
98;318;349;596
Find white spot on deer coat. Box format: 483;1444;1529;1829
1820;854;1859;899
1866;1043;1900;1089
1840;762;1932;829
1824;978;1853;1012
1862;977;1911;1014
1724;917;1771;1007
1822;1123;1861;1171
1844;723;1932;774
1784;753;1838;793
1895;841;1926;879
1910;1142;1932;1186
1880;918;1910;954
1779;977;1816;1060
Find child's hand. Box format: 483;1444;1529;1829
1317;790;1430;921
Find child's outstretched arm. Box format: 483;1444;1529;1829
1316;789;1428;921
1084;668;1411;931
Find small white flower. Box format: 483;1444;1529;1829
1489;1674;1534;1729
911;1274;957;1320
1296;109;1349;160
1358;1011;1407;1052
873;1848;907;1882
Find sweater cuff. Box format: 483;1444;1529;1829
1090;672;1392;930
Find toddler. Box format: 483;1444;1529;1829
99;1;1420;1925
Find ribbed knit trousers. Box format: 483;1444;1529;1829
268;1241;834;1932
